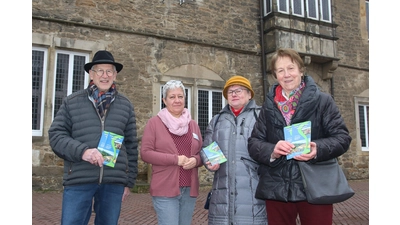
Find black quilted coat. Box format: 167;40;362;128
48;88;138;188
248;75;352;202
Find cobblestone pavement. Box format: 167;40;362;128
32;179;368;225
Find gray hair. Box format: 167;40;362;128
162;80;186;98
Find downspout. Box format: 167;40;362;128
331;76;334;100
259;0;269;100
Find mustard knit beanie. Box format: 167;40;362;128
223;75;255;99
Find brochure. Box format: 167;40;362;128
201;141;227;166
97;131;124;167
284;121;311;160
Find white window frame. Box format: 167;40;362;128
306;0;319;20
32;46;48;136
52;50;89;119
197;88;226;139
267;0;331;23
278;0;290;14
354;96;369;152
319;0;331;22
291;0;304;17
197;88;226;123
264;0;272;16
366;0;369;38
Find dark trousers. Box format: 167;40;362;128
266;200;333;225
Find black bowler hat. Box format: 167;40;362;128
84;50;123;73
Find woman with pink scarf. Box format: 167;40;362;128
140;80;203;225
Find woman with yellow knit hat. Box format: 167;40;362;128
200;75;267;224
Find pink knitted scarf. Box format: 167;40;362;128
157;108;192;136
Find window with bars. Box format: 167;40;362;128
264;0;331;22
53;50;89;118
197;89;225;140
358;104;369;151
160;85;225;139
32;48;90;136
32;47;48;136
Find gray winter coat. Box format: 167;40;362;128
248;76;352;202
48;88;138;188
200;99;268;225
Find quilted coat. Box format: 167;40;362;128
200;99;268;225
48;88;138;188
248;75;352;202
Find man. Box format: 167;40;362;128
48;50;138;225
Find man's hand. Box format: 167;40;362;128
82;148;104;167
122;187;130;202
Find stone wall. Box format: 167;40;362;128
331;0;369;179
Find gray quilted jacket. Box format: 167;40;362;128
200;99;268;225
48;88;138;188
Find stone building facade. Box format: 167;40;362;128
32;0;369;191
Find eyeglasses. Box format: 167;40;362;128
227;88;244;96
91;69;115;77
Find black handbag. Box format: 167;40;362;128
298;158;355;204
204;191;212;209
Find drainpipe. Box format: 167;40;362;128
331;76;334;100
259;0;269;100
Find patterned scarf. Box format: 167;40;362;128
87;80;117;118
274;81;305;125
157;108;192;136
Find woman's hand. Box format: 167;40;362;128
178;155;188;166
205;161;220;171
294;141;317;161
182;157;197;170
272;140;295;159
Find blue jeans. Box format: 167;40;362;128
61;183;124;225
152;187;197;225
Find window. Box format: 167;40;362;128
358;105;369;151
197;89;225;139
263;0;331;22
52;50;89;118
32;47;48;136
319;0;331;22
292;0;304;17
366;0;369;38
264;0;272;16
306;0;318;20
277;0;289;13
160;85;225;139
354;95;369;152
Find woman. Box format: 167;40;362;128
200;75;267;224
248;48;352;225
140;80;203;225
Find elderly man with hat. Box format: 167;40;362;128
200;75;268;224
49;50;138;225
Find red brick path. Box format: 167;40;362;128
32;179;368;225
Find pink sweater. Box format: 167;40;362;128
140;116;203;197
